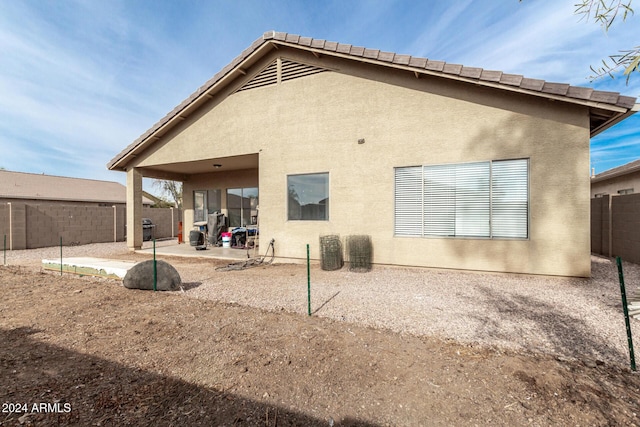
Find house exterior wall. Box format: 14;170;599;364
134;49;591;276
591;170;640;197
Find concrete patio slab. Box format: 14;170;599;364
136;241;253;261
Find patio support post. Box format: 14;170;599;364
126;167;143;251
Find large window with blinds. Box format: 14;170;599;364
394;159;528;239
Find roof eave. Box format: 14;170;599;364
592;151;640;183
273;39;634;115
590;103;639;138
592;165;640;183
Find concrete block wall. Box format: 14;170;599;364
142;207;182;239
116;206;126;241
25;205;116;248
6;203;27;250
1;202;181;250
611;194;640;264
0;203;26;250
590;196;610;257
592;194;640;263
0;204;9;248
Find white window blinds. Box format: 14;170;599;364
394;167;422;235
395;159;528;239
491;159;528;238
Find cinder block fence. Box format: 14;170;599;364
0;202;181;250
591;194;640;264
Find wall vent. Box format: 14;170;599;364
281;59;327;82
236;59;328;92
237;60;278;92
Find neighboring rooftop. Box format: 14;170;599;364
108;31;638;171
0;170;153;204
592;159;640;183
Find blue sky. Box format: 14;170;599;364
0;0;638;194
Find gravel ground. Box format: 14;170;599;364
5;241;640;368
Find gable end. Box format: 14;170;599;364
281;58;327;82
237;60;278;91
236;58;329;93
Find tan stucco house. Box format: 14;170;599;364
108;31;638;277
591;159;640;198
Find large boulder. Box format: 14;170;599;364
123;260;181;291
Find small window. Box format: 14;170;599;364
194;190;206;222
288;173;329;220
618;188;634;195
194;189;222;223
594;193;608;198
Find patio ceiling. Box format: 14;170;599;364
137;153;258;181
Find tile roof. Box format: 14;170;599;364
592;159;640;183
0;170;154;204
108;31;638;171
263;31;636;109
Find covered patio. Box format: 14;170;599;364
119;152;259;252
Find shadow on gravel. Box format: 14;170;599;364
181;281;203;291
0;327;379;427
470;286;623;364
313;291;341;315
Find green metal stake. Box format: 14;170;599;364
153;239;157;292
617;256;636;371
60;237;63;276
307;244;311;316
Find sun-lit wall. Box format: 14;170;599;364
133;47;591;276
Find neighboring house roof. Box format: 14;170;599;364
0;170;154;205
143;190;177;207
108;31;639;172
591;159;640;183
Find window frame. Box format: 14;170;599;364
193;190;207;223
193;189;222;223
394;159;529;240
287;172;330;221
227;187;258;227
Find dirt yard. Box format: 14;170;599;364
2;250;640;426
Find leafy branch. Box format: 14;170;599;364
589;46;640;83
575;0;634;29
574;0;638;83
